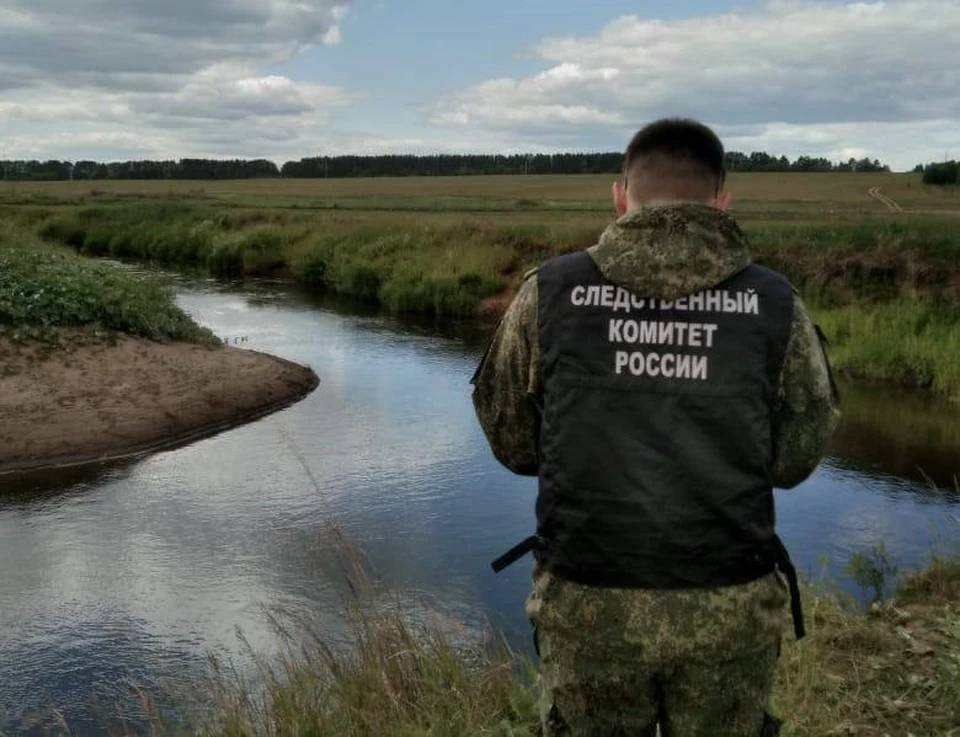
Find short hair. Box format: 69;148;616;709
623;118;726;197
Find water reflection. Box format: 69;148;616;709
827;380;960;491
0;461;139;508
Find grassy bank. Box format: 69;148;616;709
775;555;960;736
812;298;960;393
22;203;960;305
30;204;557;316
0;223;216;345
9;198;959;394
121;550;958;737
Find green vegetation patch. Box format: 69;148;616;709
811;297;960;395
189;610;539;737
30;205;598;317
749;219;960;302
287;222;571;315
0;223;217;344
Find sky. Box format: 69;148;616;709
0;0;958;171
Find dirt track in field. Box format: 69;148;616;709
869;186;903;212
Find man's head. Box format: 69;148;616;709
613;118;730;216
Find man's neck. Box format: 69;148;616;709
629;198;712;210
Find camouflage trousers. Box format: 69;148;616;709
535;626;782;736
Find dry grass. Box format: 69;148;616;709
776;560;960;736
144;551;960;737
180;539;960;737
15;520;959;737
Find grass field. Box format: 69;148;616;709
2;172;958;215
2;172;959;392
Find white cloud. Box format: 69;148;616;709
0;1;358;161
322;4;350;46
0;81;526;162
137;69;357;123
431;1;960;169
323;25;344;46
0;68;358;160
0;1;351;89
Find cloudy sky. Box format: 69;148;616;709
1;0;957;170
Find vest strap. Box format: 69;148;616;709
491;535;544;573
772;535;806;640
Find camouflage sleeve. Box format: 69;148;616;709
771;294;842;488
470;275;541;476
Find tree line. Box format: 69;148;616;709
917;161;959;186
0;152;891;182
0;158;279;181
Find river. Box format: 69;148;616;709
1;275;957;735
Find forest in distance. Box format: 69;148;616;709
0;149;895;182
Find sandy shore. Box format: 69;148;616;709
0;333;319;475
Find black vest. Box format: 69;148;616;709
528;250;795;590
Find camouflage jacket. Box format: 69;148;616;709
472;204;841;661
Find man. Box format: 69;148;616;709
471;118;841;736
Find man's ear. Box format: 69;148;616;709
714;190;733;211
612;180;628;217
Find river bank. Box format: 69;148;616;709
0;332;317;475
11;199;960;395
126;549;960;737
0;225;317;475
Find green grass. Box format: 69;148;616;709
746;220;960;396
25;205;602;317
187;609;539;737
751;219;960;302
25;554;960;737
6;195;960;392
14;553;957;736
209;554;960;737
0;222;217;344
1;171;956;211
812;298;960;394
18;512;960;737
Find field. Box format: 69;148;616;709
1;172;959;393
2;172;959;214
